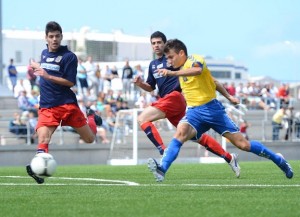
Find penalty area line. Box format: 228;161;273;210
0;176;139;186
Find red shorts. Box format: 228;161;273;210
36;104;87;130
151;91;186;127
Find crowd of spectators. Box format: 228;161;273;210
6;56;300;144
223;81;294;110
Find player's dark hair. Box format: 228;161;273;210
150;31;167;43
164;39;188;56
45;21;62;35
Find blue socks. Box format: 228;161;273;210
161;138;182;172
249;140;282;165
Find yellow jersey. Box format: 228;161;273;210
180;54;216;106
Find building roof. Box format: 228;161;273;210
3;28;149;43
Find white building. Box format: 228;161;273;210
2;27;249;85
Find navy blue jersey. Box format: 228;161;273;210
147;55;181;98
39;45;78;108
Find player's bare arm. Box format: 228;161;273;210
214;78;239;105
133;75;154;92
156;66;202;77
31;61;74;87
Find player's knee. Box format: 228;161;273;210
82;135;95;143
174;130;189;142
38;135;51;145
235;139;250;151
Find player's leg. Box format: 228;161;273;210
160;122;196;173
34;108;60;153
207;99;293;179
148;122;195;182
36;126;57;153
74;124;95;143
26;125;56;184
225;132;293;179
138;105;166;155
86;108;102;128
66;105;101;143
198;133;240;177
198;134;232;163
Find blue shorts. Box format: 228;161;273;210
180;99;239;140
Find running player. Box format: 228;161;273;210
148;38;293;182
26;21;102;184
134;31;240;177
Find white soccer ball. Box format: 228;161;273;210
30;153;57;178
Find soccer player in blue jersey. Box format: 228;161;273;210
134;31;241;177
148;38;293;182
26;21;102;184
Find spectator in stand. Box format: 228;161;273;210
17;90;35;111
84;56;99;95
27;90;40;110
103;65;113;92
135;92;147;109
284;106;294;141
260;82;278;110
122;60;134;99
223;82;229;93
277;83;290;107
28;110;38;143
111;65;119;78
9;112;27;136
27;58;37;90
272;106;287;140
116;90;125;103
95;64;104;93
106;110;116;134
7;58;18;94
76;57;90;96
106;89;117;113
121;101;130;110
133;64;145;101
235;82;249;105
247;82;269;110
295;111;300;139
227;82;236;96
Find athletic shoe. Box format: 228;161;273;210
228;153;240;178
26;165;44;184
277;153;293;179
147;158;165;182
86;108;102;126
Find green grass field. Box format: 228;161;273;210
0;161;299;217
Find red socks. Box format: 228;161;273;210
199;134;232;163
37;143;49;153
87;115;97;135
141;122;166;155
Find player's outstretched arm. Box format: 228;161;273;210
214;78;239;105
133;75;154;92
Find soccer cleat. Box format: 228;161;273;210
228;153;240;178
147;158;165;182
86;108;102;126
26;165;44;184
277;153;293;179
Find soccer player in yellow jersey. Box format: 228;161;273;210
147;39;293;182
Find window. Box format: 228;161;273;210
210;71;231;78
235;72;241;79
86;41;117;62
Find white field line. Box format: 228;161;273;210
0;176;299;187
